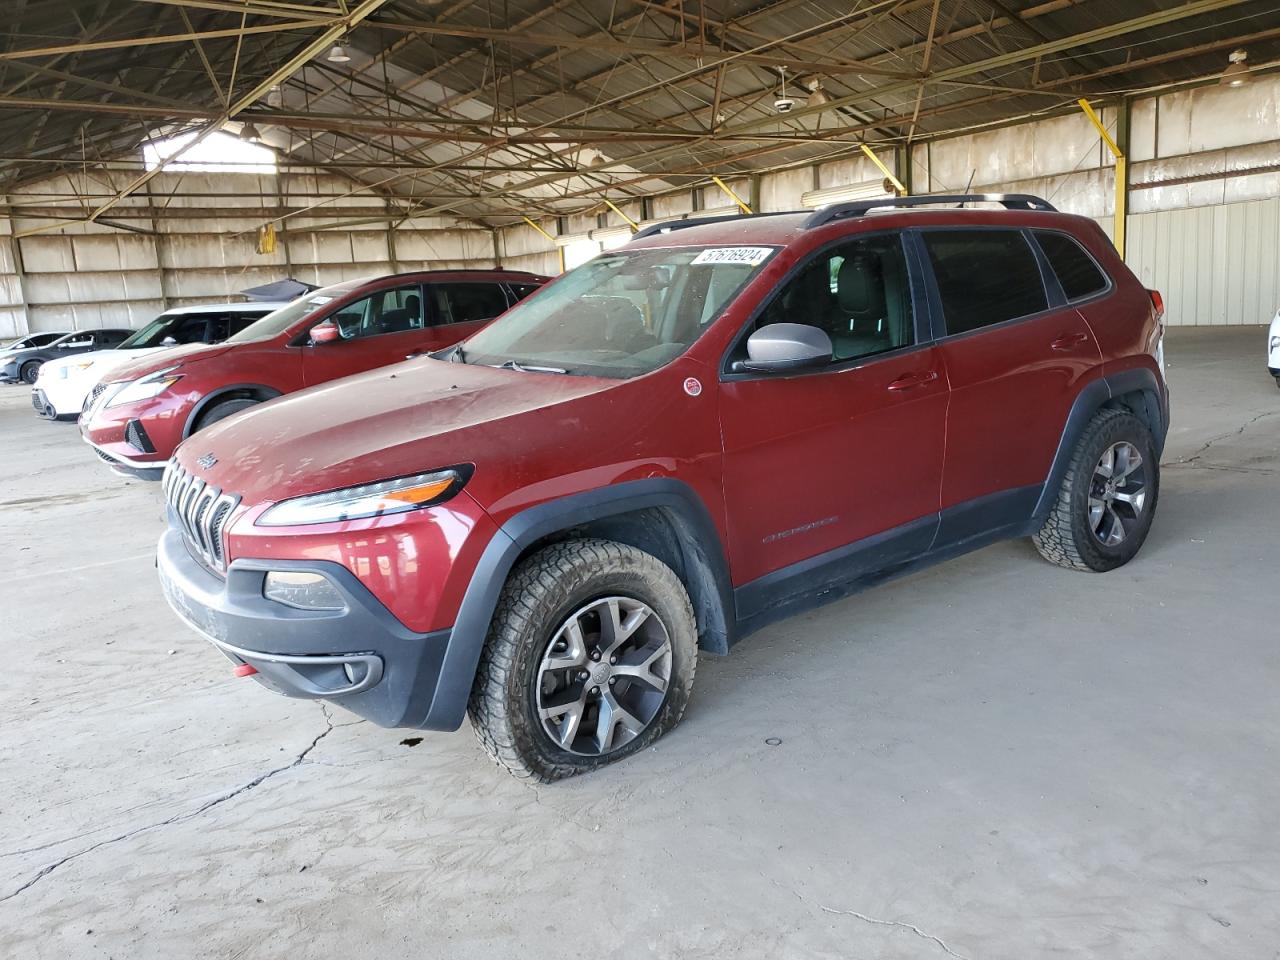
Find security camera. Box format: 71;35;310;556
774;97;796;114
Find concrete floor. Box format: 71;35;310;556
1;327;1277;959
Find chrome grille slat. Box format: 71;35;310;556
163;458;240;573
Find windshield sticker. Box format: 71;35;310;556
691;247;772;267
307;296;334;306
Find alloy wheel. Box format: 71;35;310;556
1088;441;1148;546
535;596;673;756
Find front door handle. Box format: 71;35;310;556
887;370;939;392
1050;332;1089;351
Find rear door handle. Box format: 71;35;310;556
1050;332;1089;351
887;370;939;392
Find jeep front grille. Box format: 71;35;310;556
162;459;240;572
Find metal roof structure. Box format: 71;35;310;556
0;0;1277;228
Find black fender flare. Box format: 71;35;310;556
421;478;734;731
1033;367;1169;522
183;383;283;438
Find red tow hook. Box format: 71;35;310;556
233;663;259;678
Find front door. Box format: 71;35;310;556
719;231;948;606
300;282;434;385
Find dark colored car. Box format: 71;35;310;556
2;328;131;384
1;331;70;355
154;194;1168;781
80;270;547;478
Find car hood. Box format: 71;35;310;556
105;342;233;384
38;347;162;381
179;357;619;504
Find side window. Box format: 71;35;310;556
508;282;541;304
169;315;211;344
922;230;1048;335
1035;231;1108;301
328;285;423;340
431;282;510;325
746;233;915;364
225;314;262;338
34;333;61;346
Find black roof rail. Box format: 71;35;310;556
802;193;1057;230
630;211;802;241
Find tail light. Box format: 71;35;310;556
1148;289;1165;322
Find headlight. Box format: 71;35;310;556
105;367;182;407
263;572;346;611
255;467;472;526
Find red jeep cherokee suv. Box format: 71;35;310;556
80;269;547;478
154;195;1168;781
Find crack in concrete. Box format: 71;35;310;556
0;706;338;904
774;879;969;960
1168;410;1280;467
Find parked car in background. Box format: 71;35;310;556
32;302;288;420
1268;308;1279;387
153;194;1168;781
2;328;131;384
82;269;548;478
0;331;70;369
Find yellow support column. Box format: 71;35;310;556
1078;98;1127;259
711;175;753;214
522;215;564;274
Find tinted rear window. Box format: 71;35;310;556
1035;231;1108;301
923;230;1048;335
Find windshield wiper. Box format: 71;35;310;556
494;359;568;374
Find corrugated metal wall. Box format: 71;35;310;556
1127;200;1280;327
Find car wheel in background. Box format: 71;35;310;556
20;361;41;384
193;397;258;434
469;539;698;782
1033;407;1159;572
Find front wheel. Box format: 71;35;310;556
20;361;41;384
468;539;698;782
1033;408;1159;572
193;396;258;433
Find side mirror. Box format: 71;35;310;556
310;320;341;345
740;323;832;373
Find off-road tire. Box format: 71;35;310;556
193;397;258;433
1033;407;1158;572
468;539;697;782
20;361;41;384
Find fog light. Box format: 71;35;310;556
263;571;346;611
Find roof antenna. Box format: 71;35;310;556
957;170;975;207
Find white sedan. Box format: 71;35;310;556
31;301;286;419
1270;309;1280;388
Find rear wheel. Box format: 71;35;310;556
1033;408;1159;572
468;539;697;782
193;397;258;433
20;361;40;384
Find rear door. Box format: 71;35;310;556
919;228;1101;543
425;280;514;349
299;282;429;385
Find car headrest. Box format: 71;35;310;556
837;254;885;321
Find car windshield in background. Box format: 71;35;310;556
460;245;777;378
225;280;363;343
118;314;202;349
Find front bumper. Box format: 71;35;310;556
31;388;56;419
156;526;456;729
1;361;21;382
34;377;91;419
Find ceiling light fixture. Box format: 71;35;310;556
239;121;262;142
806;79;829;108
327;43;351;63
1219;48;1250;86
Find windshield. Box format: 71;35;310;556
225;279;364;343
118;313;213;349
460;245;776;378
